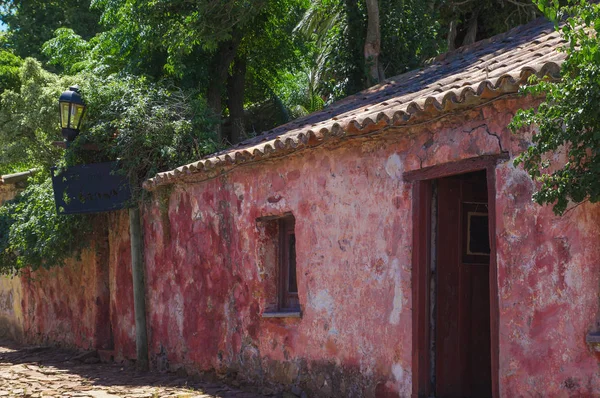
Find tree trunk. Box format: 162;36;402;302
364;0;384;86
462;11;479;47
227;54;247;144
206;32;242;143
344;0;366;95
447;20;458;51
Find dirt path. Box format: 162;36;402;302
0;340;264;398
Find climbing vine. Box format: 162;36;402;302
511;0;600;215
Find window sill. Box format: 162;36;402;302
586;331;600;344
262;311;302;318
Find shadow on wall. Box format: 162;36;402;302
0;315;23;342
152;346;404;398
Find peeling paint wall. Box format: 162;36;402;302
107;211;136;360
496;162;600;396
0;184;24;341
138;97;599;396
19;242;112;350
0;96;598;397
0;275;24;340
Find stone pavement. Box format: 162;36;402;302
0;340;264;398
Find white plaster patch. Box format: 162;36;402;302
385;153;404;180
392;363;404;383
173;290;184;334
311;289;334;315
389;259;403;325
391;363;412;397
564;255;582;291
233;182;245;198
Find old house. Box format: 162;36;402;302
1;18;599;397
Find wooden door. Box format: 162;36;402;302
435;171;491;398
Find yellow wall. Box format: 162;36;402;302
0;274;24;340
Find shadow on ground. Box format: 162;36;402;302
0;339;264;397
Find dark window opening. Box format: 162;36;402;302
279;216;299;311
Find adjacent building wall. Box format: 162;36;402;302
0;209;132;355
19;243;112;349
0;274;24;341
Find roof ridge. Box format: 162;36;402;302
427;17;553;65
144;17;565;191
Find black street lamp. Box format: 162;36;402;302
59;85;86;142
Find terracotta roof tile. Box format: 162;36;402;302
144;18;565;190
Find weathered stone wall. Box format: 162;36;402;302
0;210;125;354
140;97;600;396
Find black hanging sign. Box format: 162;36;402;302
51;161;132;214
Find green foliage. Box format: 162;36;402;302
380;0;441;76
295;0;444;100
42;28;92;74
0;0;101;62
0;174;94;273
0;58;66;174
90;0;268;77
510;0;600;214
70;73;219;197
0;49;22;93
0;60;218;273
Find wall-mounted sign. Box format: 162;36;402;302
51;161;132;215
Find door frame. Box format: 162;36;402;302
405;155;506;398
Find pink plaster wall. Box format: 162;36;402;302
19;244;112;350
0;96;597;397
495;163;600;396
0;213;135;359
140;97;599;396
107;211;136;361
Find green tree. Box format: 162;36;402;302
0;49;21;93
0;0;101;62
88;0;309;144
510;0;600;215
0;58;65;174
437;0;539;51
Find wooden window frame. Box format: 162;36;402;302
279;216;299;312
258;213;301;318
405;155;502;398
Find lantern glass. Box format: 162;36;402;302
60;102;71;128
60;102;85;130
71;103;85;130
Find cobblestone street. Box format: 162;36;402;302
0;340;264;398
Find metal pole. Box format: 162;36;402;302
129;206;149;370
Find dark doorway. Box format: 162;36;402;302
435;170;491;397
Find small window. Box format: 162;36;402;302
256;213;301;317
279;216;299;311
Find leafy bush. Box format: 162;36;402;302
0;60;219;274
69;73;219;198
0;49;22;93
0;175;94;273
510;0;600;214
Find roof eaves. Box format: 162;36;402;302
143;60;561;191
